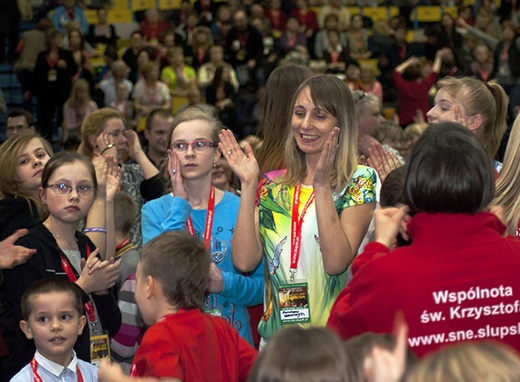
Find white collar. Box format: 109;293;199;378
34;350;79;377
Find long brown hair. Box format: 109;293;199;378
282;75;358;192
255;64;314;177
0;132;53;218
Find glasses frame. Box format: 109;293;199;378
46;183;96;197
170;140;218;153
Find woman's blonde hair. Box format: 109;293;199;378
78;108;122;157
66;78;90;108
436;76;507;158
0;132;53;217
494;113;520;235
406;341;520;382
283;74;358;192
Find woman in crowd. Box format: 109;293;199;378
62;78;98;143
141;105;263;345
133;61;171;123
255;63;313;176
221;74;377;340
78;108;162;248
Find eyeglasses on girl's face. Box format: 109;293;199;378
46;183;95;196
170;140;217;152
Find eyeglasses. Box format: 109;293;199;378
46;183;95;197
170;140;218;152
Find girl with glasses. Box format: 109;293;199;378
0;151;121;380
141;105;263;346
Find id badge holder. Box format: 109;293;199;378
90;333;110;366
48;69;57;82
278;281;311;325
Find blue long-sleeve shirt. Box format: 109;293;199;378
141;192;264;345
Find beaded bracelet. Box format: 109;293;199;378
84;227;108;233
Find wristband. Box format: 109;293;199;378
84;227;108;233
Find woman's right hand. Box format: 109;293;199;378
94;132;117;158
76;250;121;294
219;129;259;187
168;148;188;200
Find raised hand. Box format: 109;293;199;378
105;156;121;203
0;229;37;269
167;148;188;200
219;129;259;187
367;142;402;183
95;132;117;158
123;129;144;160
374;205;410;248
313;127;339;188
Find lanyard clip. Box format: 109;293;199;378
289;268;297;282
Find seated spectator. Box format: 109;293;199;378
62;78;98;142
313;13;347;59
133;61;171;123
469;43;493;82
279;15;307;55
322;28;348;74
359;64;383;103
205;65;239;131
318;0;351;31
347;14;372;61
186;26;213;69
198;45;239;91
140;8;170;46
87;7;118;48
264;0;287;36
13;18;54;111
160;47;197;98
109;82;135;129
122;31;147;84
290;0;318;40
5;109;35;139
50;0;88;35
99;60;133;107
175;11;200;54
327;122;520;358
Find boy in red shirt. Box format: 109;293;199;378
98;231;257;382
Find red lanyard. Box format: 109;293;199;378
31;358;84;382
186;187;215;250
46;53;59;68
60;247;96;323
290;184;315;281
238;31;249;48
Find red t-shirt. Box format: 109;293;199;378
328;212;520;357
131;308;257;381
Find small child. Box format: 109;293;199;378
11;278;98;382
99;231;258;382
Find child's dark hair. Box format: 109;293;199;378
21;278;84;320
114;192;137;235
41;151;98;193
139;231;210;311
380;166;406;208
404;122;494;214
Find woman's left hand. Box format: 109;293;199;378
313;127;339;188
95;132;117;158
123;129;144;160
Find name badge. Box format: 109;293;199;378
278;282;311;325
48;69;57;82
90;334;110;366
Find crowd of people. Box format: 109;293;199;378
1;0;520;380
